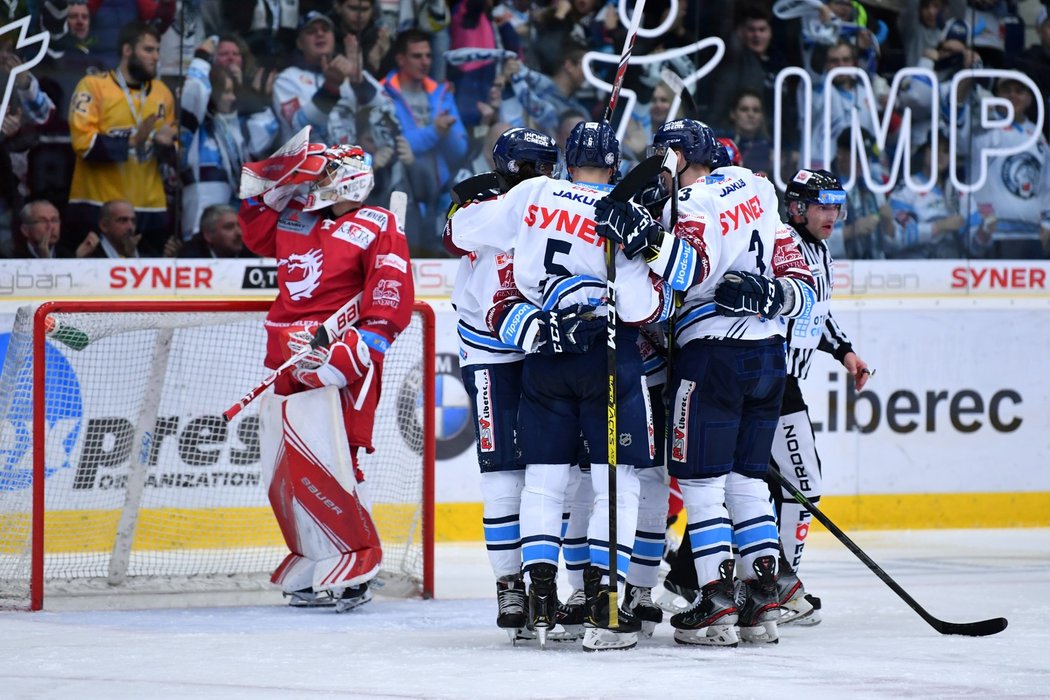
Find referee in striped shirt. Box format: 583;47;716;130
770;168;872;626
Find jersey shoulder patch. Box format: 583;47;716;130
332;221;376;249
358;208;390;230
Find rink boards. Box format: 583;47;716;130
0;258;1047;543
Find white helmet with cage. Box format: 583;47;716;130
302;145;375;212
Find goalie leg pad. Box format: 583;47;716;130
260;387;383;594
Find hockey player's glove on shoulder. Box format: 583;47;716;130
286;327;372;389
594;197;663;260
714;271;785;319
535;304;605;355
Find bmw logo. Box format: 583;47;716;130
432;353;474;460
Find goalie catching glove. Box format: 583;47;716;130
594;196;665;260
714;271;789;319
285;327;373;390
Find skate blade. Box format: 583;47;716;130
582;627;638;652
508;627;537;644
739;620;779;644
673;624;739;647
537;626;549;649
780;600;821;627
286;593;336;608
654;588;696;615
640;620;658;638
334;591;373;614
547;624;584;642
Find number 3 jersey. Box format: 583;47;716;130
660;165;813;347
446;176;672;326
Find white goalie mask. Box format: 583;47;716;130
303;145;375;211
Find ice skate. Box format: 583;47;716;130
670;560;739;647
284;588;335;608
526;564;558;648
495;574;529;641
334;583;373;613
737;556;780;643
654;578;699;614
548;589;586;641
777;568;822;626
582;589;640;652
624;583;663;638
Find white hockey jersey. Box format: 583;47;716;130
450;248;525;367
885;183;978;258
964;119;1050;240
662;165;814;347
448;176;672;326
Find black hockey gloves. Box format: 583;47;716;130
714;271;785;319
594;197;663;259
535;304;605;355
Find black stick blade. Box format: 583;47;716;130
934;617;1008;637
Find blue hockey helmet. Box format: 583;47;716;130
565;120;620;174
491;127;561;184
650;119;722;169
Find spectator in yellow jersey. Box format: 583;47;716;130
66;22;176;257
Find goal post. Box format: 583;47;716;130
0;299;434;611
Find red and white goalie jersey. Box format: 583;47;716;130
240;195;414;450
664;165;814;346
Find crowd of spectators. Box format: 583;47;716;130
0;0;1047;260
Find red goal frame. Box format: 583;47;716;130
29;299;436;610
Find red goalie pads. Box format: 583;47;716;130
260;388;383;593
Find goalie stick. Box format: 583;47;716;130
768;469;1008;637
222;192;410;423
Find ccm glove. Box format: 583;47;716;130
594;197;663;259
714;271;785;319
534;304;605;355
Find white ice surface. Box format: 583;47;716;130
2;529;1048;700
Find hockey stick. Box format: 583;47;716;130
222;291;363;422
659;68;698;124
602;0;648;629
768;469;1008;637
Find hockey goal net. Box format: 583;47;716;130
0;300;435;610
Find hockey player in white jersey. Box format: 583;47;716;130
447;120;673;651
443;127;605;640
594;119;816;646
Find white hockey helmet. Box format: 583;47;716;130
303;144;375;211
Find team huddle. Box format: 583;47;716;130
443;118;869;650
237;108;868;650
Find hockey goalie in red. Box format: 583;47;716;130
239;128;414;612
